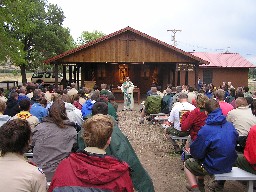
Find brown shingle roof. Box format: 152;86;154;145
45;26;208;64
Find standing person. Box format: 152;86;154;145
0;119;47;192
184;99;238;192
49;114;134;192
120;77;134;111
32;99;77;182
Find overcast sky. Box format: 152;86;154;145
48;0;256;64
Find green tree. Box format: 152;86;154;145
77;30;105;45
0;0;75;83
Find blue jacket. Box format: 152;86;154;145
81;100;94;119
30;102;48;122
190;108;238;175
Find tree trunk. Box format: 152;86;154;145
20;64;27;84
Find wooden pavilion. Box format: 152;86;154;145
45;26;208;95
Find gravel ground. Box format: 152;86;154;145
117;104;246;192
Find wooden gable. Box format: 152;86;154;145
46;26;207;65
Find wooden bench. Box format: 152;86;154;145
215;167;256;192
150;113;168;124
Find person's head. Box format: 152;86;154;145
125;77;130;81
178;93;188;102
59;94;73;103
83;114;113;149
101;83;107;90
19;99;31;111
71;83;76;89
48;85;54;92
0;119;31;156
90;91;100;101
176;86;182;93
196;94;209;109
0;100;6;113
49;99;67;128
235;97;248;108
157;86;162;92
92;102;108;115
39;98;47;108
19;86;26;94
205;99;220;114
229;88;236;97
32;89;43;102
245;96;253;107
215;89;225;101
251;100;256;116
235;91;244;98
243;86;249;93
73;94;80;101
107;93;115;102
151;86;157;94
10;92;18;101
188;86;194;92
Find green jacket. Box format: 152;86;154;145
106;125;155;192
108;102;118;121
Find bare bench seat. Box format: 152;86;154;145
215;167;256;192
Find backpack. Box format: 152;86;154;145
161;94;173;114
145;95;162;114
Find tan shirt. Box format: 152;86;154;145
0;153;47;192
227;106;256;136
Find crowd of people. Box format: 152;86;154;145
0;80;154;192
1;78;256;192
140;81;256;192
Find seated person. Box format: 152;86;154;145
0;100;11;127
215;89;233;116
92;102;154;192
32;99;77;182
161;85;175;114
107;93;118;121
48;114;134;192
181;94;209;141
100;83;111;96
0;119;47;191
227;97;256;152
139;86;162;124
166;93;195;152
184;99;238;192
235;125;256;174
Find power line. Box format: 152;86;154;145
167;29;182;46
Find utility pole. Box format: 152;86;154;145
167;29;182;46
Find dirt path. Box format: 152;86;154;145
117;109;246;192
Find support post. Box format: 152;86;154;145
77;65;80;89
195;63;199;89
54;63;58;90
63;65;67;88
69;66;72;84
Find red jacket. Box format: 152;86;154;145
181;108;207;141
49;152;134;192
244;125;256;170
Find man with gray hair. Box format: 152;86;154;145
167;93;195;152
227;97;256;151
